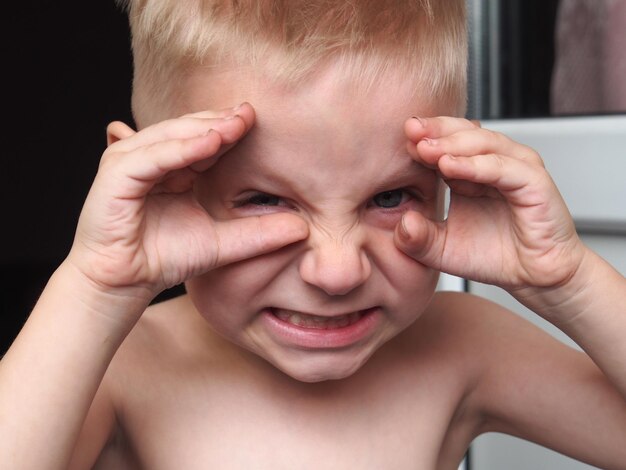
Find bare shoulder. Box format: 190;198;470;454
105;294;224;384
67;297;195;470
378;290;537;389
412;290;540;358
425;291;626;467
421;290;584;400
420;290;570;355
71;294;218;468
425;289;530;328
412;291;578;426
401;291;544;410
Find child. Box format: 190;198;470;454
1;0;625;468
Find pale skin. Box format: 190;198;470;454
1;63;625;470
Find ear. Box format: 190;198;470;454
106;121;136;146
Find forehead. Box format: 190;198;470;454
181;64;451;190
181;61;450;125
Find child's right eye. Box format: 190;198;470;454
233;192;285;208
247;194;281;206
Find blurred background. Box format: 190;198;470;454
1;2;134;351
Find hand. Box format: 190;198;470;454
395;116;587;300
67;103;308;305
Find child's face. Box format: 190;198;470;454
182;65;455;382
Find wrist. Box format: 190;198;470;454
509;246;598;325
50;260;155;334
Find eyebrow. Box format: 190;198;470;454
368;158;438;194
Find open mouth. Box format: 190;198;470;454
270;308;371;330
263;307;381;349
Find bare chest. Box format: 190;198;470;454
104;365;473;469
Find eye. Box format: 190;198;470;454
233;192;288;209
246;193;281;206
371;189;407;208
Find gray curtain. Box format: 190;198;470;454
551;0;626;115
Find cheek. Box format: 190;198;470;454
363;210;405;231
185;251;295;320
369;233;439;301
390;258;438;296
185;265;257;333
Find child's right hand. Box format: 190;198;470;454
66;103;308;310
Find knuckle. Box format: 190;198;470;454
481;128;503;143
99;148;123;170
483;152;505;169
525;147;545;167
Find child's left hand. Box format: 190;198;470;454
395;116;589;313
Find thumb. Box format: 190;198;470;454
394;211;445;270
211;213;309;268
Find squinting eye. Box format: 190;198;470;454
247;193;281;206
372;189;405;208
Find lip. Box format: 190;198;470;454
261;307;382;349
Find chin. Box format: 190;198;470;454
284;366;359;383
270;349;374;383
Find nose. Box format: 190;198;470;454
298;229;372;296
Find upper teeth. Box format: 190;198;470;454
274;309;363;329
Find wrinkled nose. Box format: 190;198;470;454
298;231;372;296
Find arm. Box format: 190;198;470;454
0;263;136;469
439;292;626;469
396;115;626;461
0;103;308;469
518;247;626;397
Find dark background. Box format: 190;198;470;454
0;1;558;354
0;2;134;351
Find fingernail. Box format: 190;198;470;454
233;102;246;112
422;137;437;146
412;116;427;128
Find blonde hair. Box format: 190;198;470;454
117;0;467;124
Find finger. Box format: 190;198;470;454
436;153;551;205
394;210;446;271
179;102;252;121
444;178;501;199
110;103;255;152
189;139;238;173
101;130;226;199
212;213;309;267
180;102;255;132
416;127;543;166
404;115;478;143
107;121;136;146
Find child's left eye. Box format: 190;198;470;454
371;189;411;208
